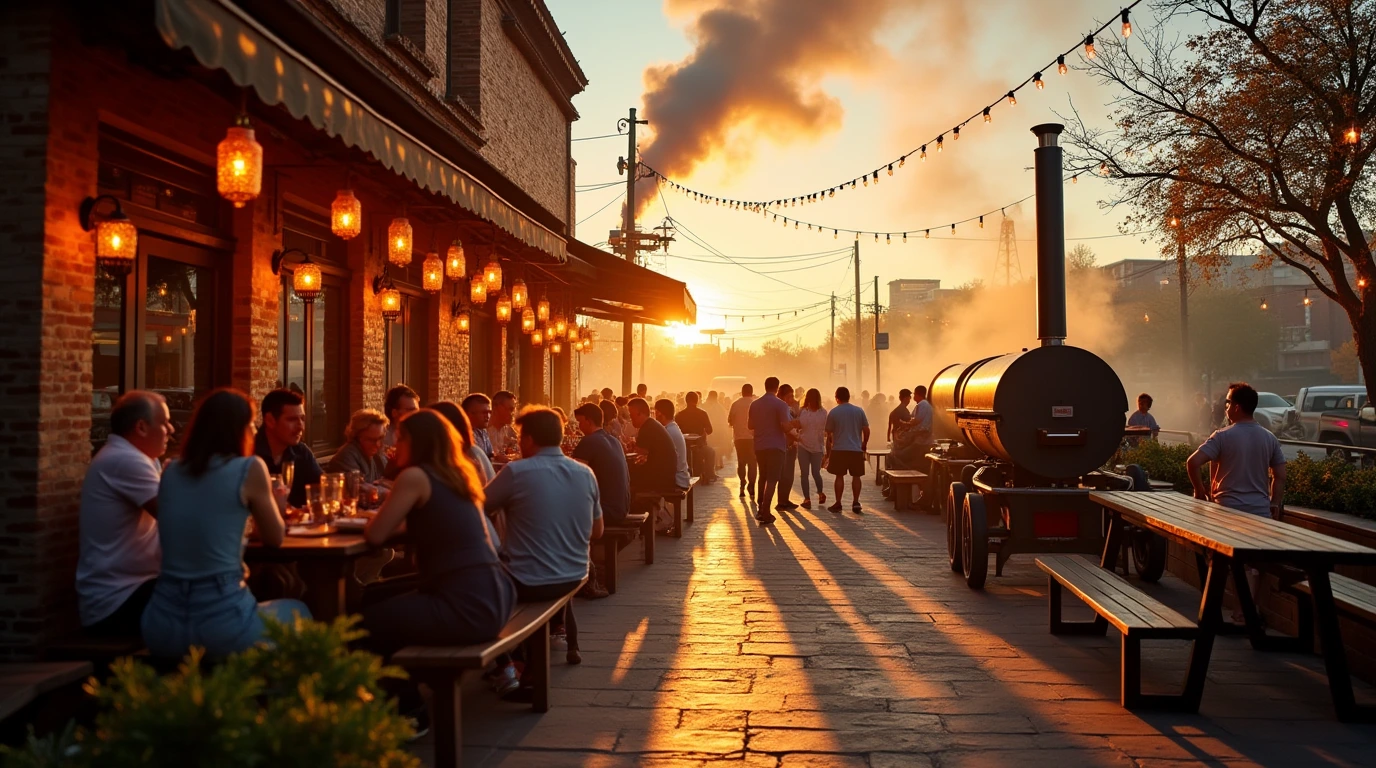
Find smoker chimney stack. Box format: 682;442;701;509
1032;123;1066;346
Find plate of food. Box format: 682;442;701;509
287;522;335;537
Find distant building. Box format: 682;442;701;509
888;279;943;311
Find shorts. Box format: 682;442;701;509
828;450;865;477
755;448;785;484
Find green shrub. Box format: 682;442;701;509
2;616;418;768
1112;440;1202;493
1284;452;1376;521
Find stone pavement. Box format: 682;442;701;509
415;468;1376;767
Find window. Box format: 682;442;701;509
383;293;430;404
279;221;349;454
384;0;436;77
468;311;492;395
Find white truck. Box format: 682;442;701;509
1292;385;1368;441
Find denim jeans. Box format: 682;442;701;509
141;572;311;659
798;447;825;499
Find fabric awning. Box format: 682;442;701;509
566;240;696;326
154;0;567;261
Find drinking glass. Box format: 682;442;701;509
322;472;345;520
342;471;361;517
304;484;323;525
281;460;296;492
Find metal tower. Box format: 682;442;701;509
992;216;1023;286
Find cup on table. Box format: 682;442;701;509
322;472;345;520
280;460;296;492
304;483;325;525
341;470;362;517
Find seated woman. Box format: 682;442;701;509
362;409;515;661
141;388;310;659
327;408;389;484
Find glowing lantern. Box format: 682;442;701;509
293;260;322;303
521;307;535;333
550;340;563;355
80;196;138;275
470;274;487;305
422;252;443;294
496;293;512;322
484;257;503;291
511;279;528;310
457;310;470;333
531;328;543;346
567;324;580;343
388;217;413;267
380;287;402;321
536;297;550;322
553;314;568;339
331;189;362;239
217;116;262;208
446;239;465;280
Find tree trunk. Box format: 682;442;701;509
1352;299;1376;399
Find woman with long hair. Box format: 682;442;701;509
796;388;829;509
362;409;515;662
141;388;310;659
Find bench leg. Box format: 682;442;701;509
673;499;683;538
602;540;618;595
894;483;912;512
1182;553;1228;713
1121;634;1141;708
686;487;694;523
1047;577;1109;636
425;672;463;768
1306;569;1376;723
525;620;552;713
642;514;655;565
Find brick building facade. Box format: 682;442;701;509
0;0;692;658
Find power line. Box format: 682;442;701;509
571;132;623;142
577;190;625;227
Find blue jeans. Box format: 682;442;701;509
141;572;311;659
798;447;825;499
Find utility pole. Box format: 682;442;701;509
618;107;646;395
853;240;861;392
829;292;836;386
1177;236;1190;402
873;275;881;393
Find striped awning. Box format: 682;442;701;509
155;0;567;261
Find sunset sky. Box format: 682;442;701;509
547;0;1178;348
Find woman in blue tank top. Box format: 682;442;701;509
141;388;310;659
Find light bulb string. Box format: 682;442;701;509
638;0;1144;209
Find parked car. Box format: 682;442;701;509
1292;385;1369;441
1251;392;1296;435
1316;404;1376;463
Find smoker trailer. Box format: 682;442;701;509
927;124;1165;589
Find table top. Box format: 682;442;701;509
866;448;892;457
245;531;375;559
1090;491;1376;563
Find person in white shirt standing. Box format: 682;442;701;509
727;383;758;500
77;391;173;637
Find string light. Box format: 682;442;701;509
1034;72;1044;90
887;164;894;176
920;145;927;161
1346;126;1361;145
979;215;985;228
984;108;992;123
924;229;930;239
1007;91;1017;106
1058;55;1068;75
1084;35;1096;59
937;135;944;152
953;126;960;141
1260;298;1268;310
1304;291;1312;306
1121;10;1132;37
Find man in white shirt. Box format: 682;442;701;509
487;390;520;461
727;383;758;499
655;399;692;491
78;391;173;637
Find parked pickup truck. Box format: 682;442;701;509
1316;405;1376;462
1293;385;1368;441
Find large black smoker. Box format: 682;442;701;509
927;124;1149;589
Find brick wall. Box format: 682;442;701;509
229;193;282;404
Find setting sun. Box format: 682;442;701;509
667;322;704;346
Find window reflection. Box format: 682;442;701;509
92;270;124;451
145;257;213;456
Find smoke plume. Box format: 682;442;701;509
634;0;932;216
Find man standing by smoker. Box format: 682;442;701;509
825;386;870;515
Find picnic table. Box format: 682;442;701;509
1090;490;1376;722
865;448;892;483
245;531;384;622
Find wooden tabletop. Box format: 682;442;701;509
1090;491;1376;563
245;531;375;559
866;448;892;456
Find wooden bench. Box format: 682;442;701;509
392;582;583;768
1036;554;1199;710
0;661;92;723
1294;572;1376;628
601;511;652;595
635;479;698;539
882;469;927;511
685;476;700;524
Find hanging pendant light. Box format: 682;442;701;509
217;114;263;208
550;340;563;355
484;256;503;292
521;306;535;333
496;292;512;322
536;296;550;322
511;279;528;310
331;189;362;239
445;238;465;280
388;217;413;266
422;252;443;294
470;273;488;305
531;327;544;346
554;314;568;339
567;324;580;343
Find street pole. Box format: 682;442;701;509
620;107;641;396
853;240;861;392
873;275;880;394
830;292;836;386
1177;236;1190;403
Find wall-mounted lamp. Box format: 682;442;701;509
79;195;137;276
450;301;470;333
271;247;322;303
372;267;401;322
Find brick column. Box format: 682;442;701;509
348;233;386;412
228;193;281;403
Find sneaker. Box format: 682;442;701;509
567;649;582;665
551;626;568;651
801;498;812;509
578;577;610;600
779;501;799;510
819;492;827;504
852;503;864;514
489;663;520;696
755;511;776;525
827;502;843;513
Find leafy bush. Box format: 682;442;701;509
2;616;418;768
1284;452;1376;521
1111;440;1202;493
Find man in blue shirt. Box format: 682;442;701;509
254;388;323;508
825;386;871;514
572;403;629;526
748;377;793;524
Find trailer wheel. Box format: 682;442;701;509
962;493;989;589
1131;532;1168;583
947;482;967;573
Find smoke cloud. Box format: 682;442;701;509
634;0;936;216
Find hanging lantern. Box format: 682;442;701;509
531;327;544;346
331;189;362;239
536;296;550;322
496;293;512;322
550;340;563;355
422;252;443;294
457;309;471;333
379;286;402;321
583;336;594;353
567;324;580;343
293;259;323;304
511;279;528;310
388;217;413;266
521;306;535;333
554;314;568;339
484;257;503;291
446;239;465;280
216;115;263;208
470;273;487;305
80;196;138;276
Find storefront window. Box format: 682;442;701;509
145;256;215;455
280;224;348;453
91;270;125;451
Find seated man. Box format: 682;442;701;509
487;390;520;461
656;399;692;492
674;391;717;481
626;397;677;504
77;391;171;638
572;404;630;527
462;393;496;459
484;408;604;667
254;388;323;508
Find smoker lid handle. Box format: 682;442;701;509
952;409;1000;421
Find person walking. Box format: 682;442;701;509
728;383;758;501
796;388;828;510
774;384;801;513
747;377;792;525
825;386;870;515
1186;382;1286;621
